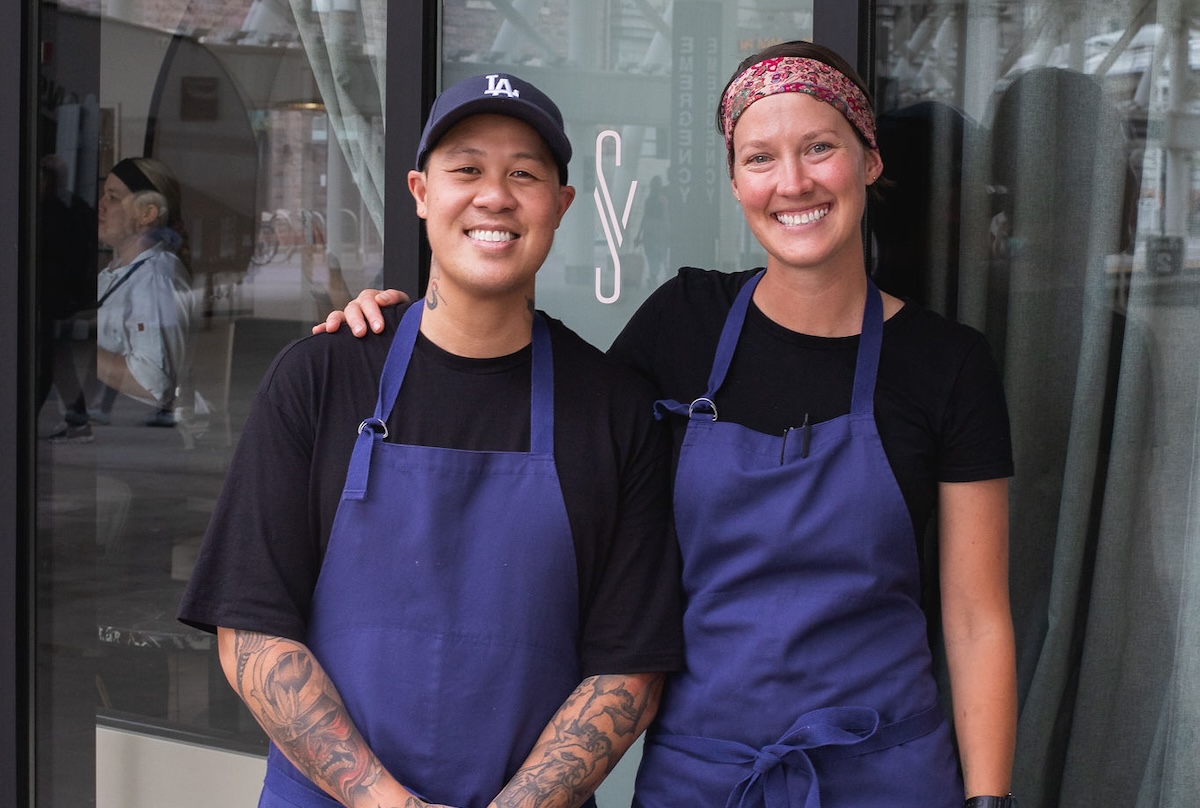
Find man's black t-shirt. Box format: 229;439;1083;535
180;303;684;678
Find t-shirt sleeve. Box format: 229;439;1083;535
608;281;673;397
177;341;325;641
609;267;753;404
938;333;1015;483
577;404;683;679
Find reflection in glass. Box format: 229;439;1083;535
35;0;389;804
94;158;193;434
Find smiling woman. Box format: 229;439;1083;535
728;92;882;319
610;40;1017;808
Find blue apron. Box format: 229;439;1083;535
260;302;590;808
634;272;961;808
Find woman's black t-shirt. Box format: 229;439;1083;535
608;267;1015;544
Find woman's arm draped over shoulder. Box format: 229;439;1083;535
490;672;664;808
217;627;449;808
938;478;1017;799
313;288;407;335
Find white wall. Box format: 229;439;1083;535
97;725;642;807
96;726;264;808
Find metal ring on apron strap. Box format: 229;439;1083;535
357;417;389;438
689;397;718;421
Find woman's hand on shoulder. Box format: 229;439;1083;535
312;288;409;336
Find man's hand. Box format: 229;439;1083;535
312;288;409;336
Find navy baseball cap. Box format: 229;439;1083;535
415;72;572;183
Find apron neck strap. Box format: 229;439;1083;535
703;270;765;399
375;302;553;453
705;270;884;416
850;278;883;415
374;301;425;424
528;314;553;454
96;256;152;308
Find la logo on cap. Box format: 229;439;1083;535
484;74;520;99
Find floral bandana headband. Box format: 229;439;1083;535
720;56;877;152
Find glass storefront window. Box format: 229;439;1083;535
33;0;1200;806
33;1;823;804
35;0;385;804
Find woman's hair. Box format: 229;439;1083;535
128;157;190;266
131;190;170;228
716;40;877;173
128;158;182;230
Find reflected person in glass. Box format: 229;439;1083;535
93;157;193;431
321;42;1017;808
180;72;682;808
633;174;670;288
38;153;97;443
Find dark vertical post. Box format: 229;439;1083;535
383;0;439;296
814;0;874;269
1;0;30;802
813;0;872;83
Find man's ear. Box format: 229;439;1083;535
408;170;428;219
555;184;576;226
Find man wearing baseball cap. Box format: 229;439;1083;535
179;73;682;808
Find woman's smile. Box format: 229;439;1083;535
775;205;831;227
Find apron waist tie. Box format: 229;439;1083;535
653;703;943;808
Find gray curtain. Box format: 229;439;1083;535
873;2;1200;806
982;17;1199;808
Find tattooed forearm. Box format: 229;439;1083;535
491;673;664;808
220;628;421;808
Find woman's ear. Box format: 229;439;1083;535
137;200;162;229
865;149;883;185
